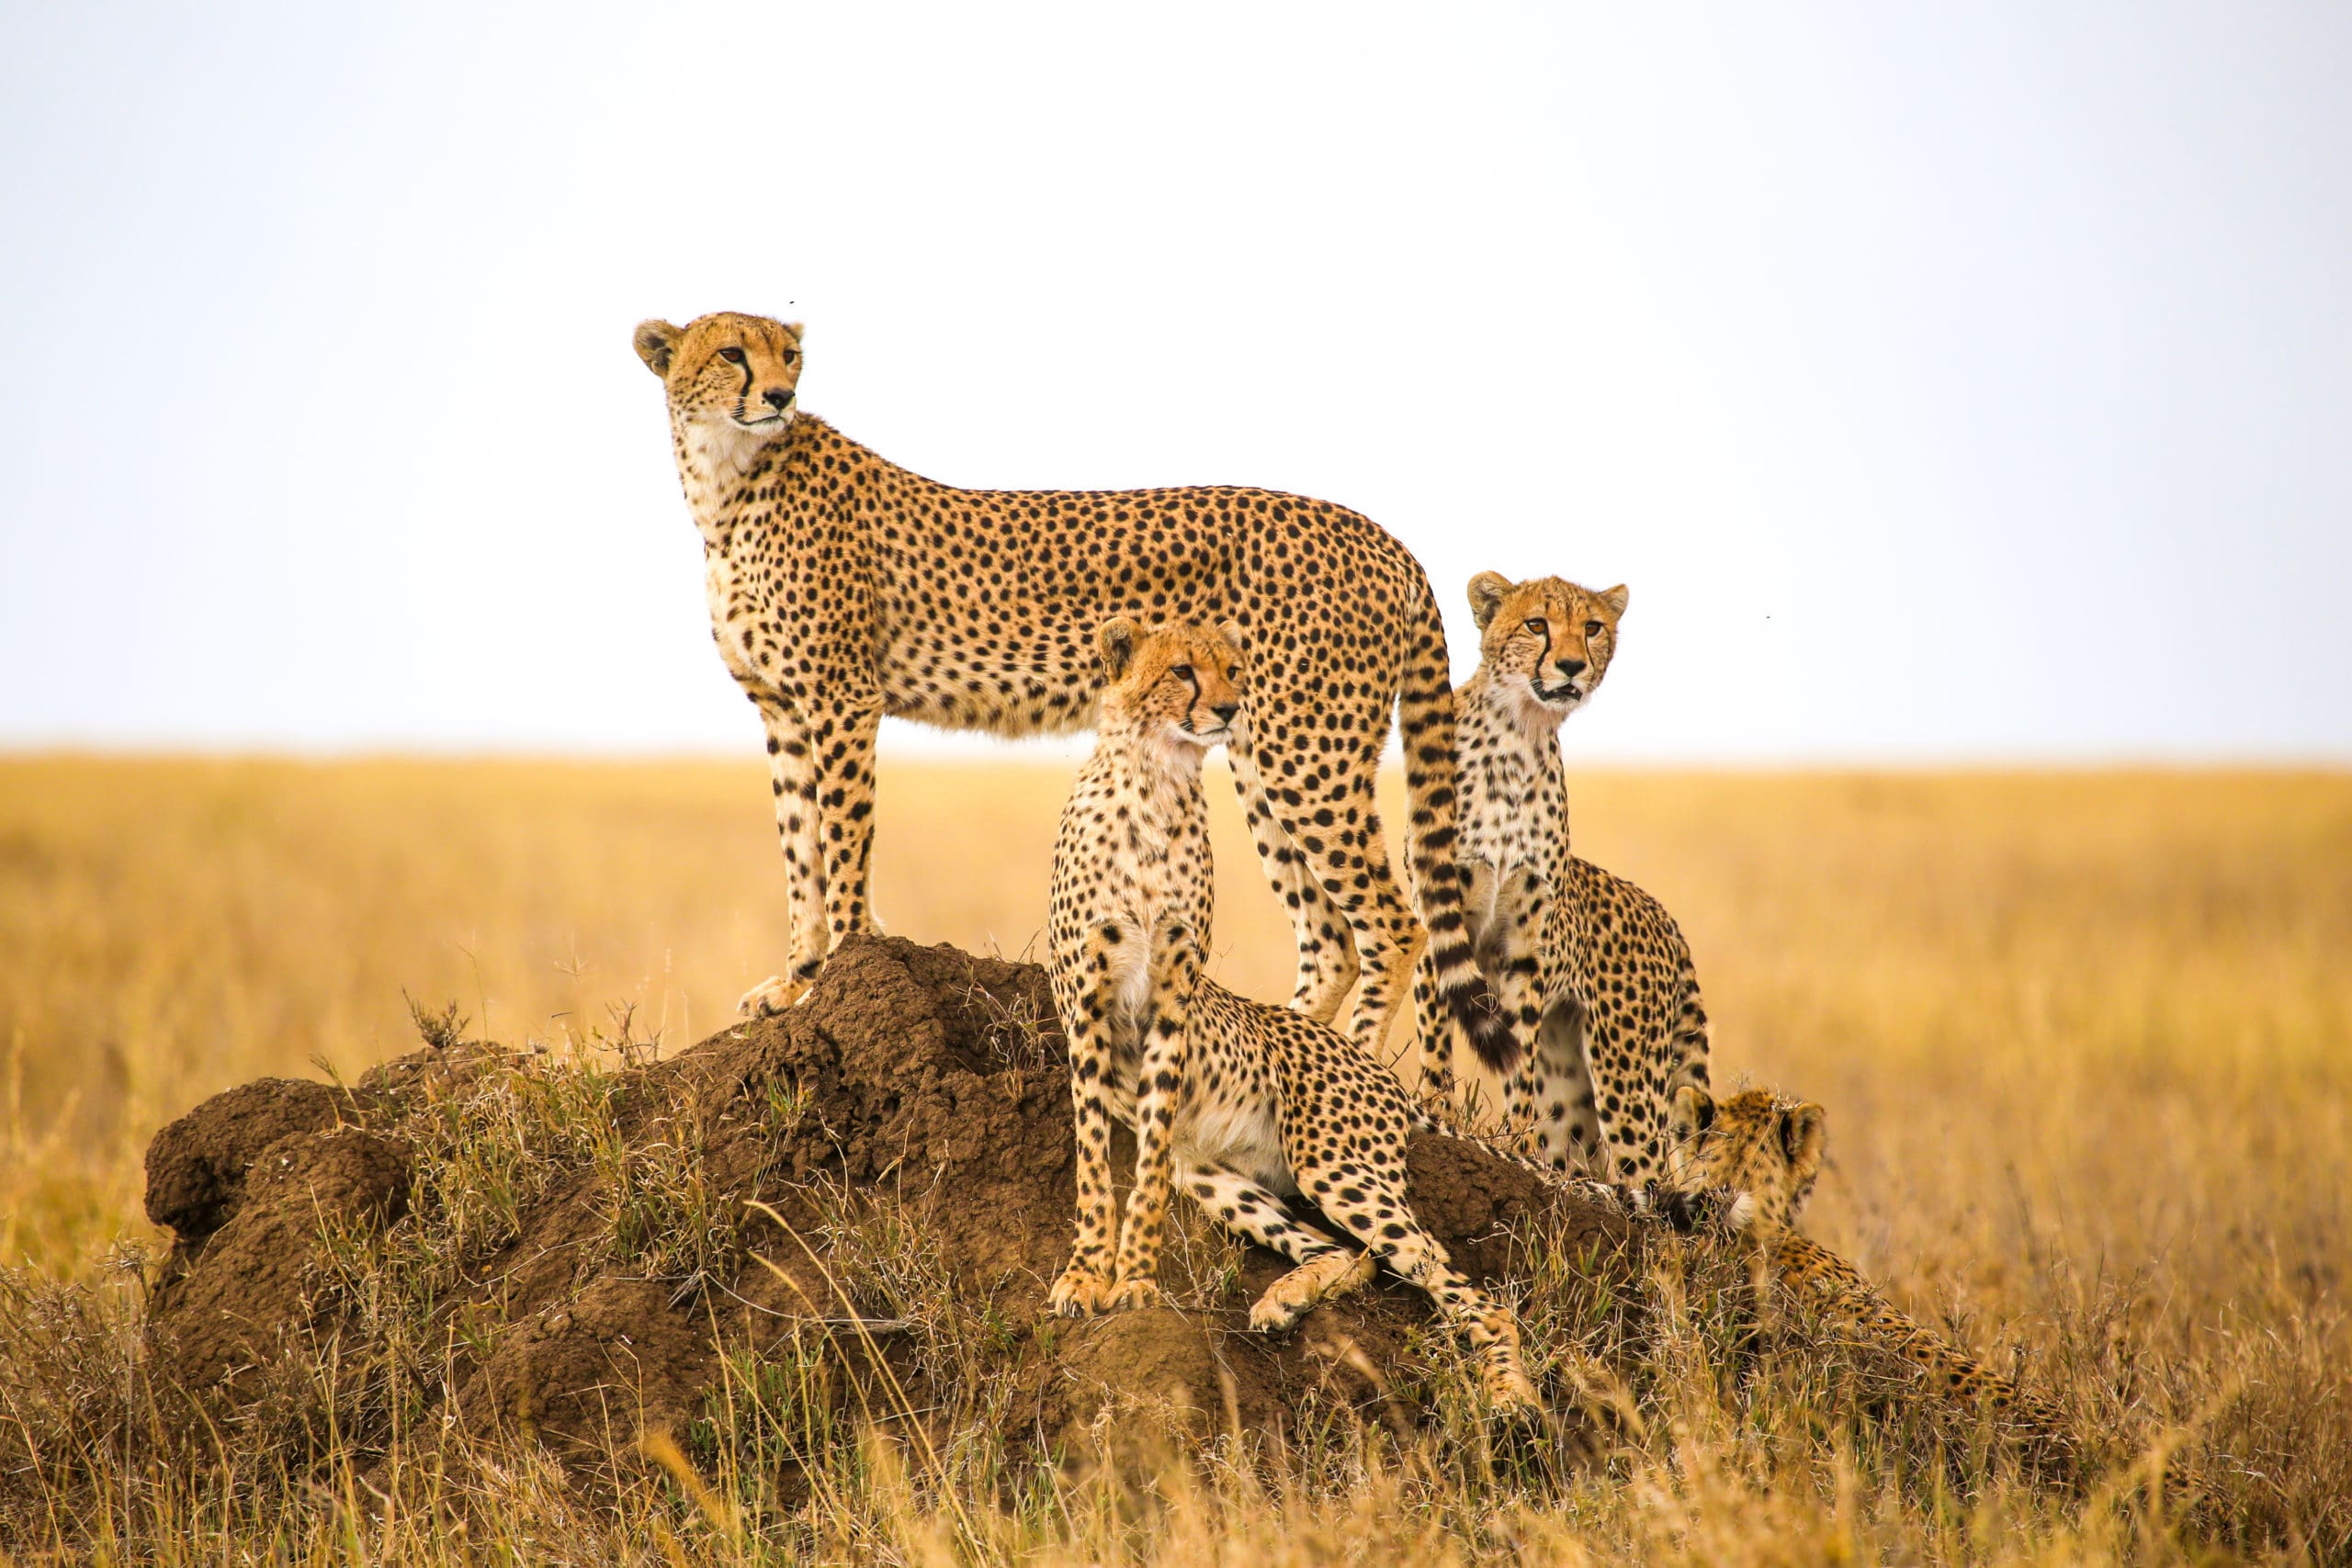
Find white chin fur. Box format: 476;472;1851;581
1509;682;1574;737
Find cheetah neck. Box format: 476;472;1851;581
1097;723;1209;809
1464;670;1568;760
668;409;797;540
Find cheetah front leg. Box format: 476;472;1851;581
807;696;885;950
1458;868;1549;1144
737;687;828;1017
1102;915;1201;1310
1046;918;1139;1318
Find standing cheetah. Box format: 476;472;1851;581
1665;1086;2075;1449
1043;617;1539;1413
631;312;1509;1066
1412;572;1711;1180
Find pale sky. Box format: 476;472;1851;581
3;2;2347;762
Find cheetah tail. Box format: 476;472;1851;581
1670;949;1713;1090
1395;579;1518;1075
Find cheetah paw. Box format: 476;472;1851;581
1102;1276;1167;1313
738;974;811;1019
1046;1264;1120;1318
1250;1250;1376;1333
1248;1283;1316;1335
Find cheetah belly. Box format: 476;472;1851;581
878;632;1102;738
1170;1003;1295;1195
1176;1094;1294;1196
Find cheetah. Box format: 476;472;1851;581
1665;1084;2075;1447
631;312;1510;1067
1411;572;1710;1181
1041;616;1538;1413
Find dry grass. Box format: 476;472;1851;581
2;755;2347;1562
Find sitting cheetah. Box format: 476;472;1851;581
1412;572;1710;1179
1043;617;1538;1412
631;312;1509;1066
1666;1085;2075;1448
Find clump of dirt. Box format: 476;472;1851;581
137;937;1660;1486
145;1077;357;1239
149;1125;412;1390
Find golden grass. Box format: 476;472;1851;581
3;756;2348;1560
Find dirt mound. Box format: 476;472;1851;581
139;937;1657;1482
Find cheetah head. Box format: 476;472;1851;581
1466;572;1628;731
633;312;805;436
1096;618;1246;755
1665;1085;1826;1238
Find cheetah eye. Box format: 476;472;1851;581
1584;620;1603;637
718;346;746;366
783;348;799;364
1169;664;1194;682
1521;617;1545;637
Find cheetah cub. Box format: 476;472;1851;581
1667;1086;2074;1449
1045;617;1540;1414
1413;572;1711;1181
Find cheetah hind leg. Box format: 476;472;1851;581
1303;1162;1543;1416
1229;735;1359;1024
1515;993;1601;1171
1179;1162;1375;1333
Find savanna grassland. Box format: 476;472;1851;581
2;756;2348;1563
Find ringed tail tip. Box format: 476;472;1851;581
1451;978;1521;1075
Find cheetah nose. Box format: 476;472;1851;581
1555;659;1587;678
1212;703;1239;725
763;388;795;411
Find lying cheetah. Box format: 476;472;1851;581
1043;617;1538;1412
1412;572;1710;1179
1666;1085;2075;1447
631;313;1509;1066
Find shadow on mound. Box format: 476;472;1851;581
137;937;1661;1487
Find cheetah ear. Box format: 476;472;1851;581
1599;583;1630;619
1097;617;1139;682
1216;619;1245;657
1780;1102;1826;1179
1669;1083;1716;1140
1468;571;1510;631
782;321;806;344
633;319;681;378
